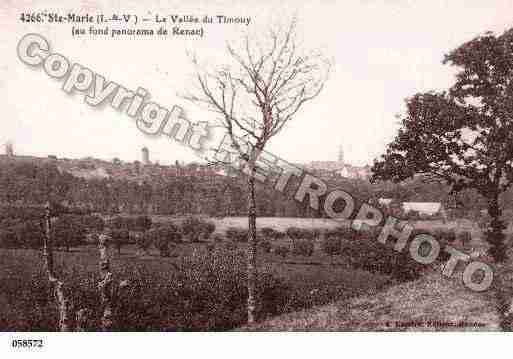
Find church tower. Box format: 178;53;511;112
141;146;150;165
4;141;14;157
338;144;344;165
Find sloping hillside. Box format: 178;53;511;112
241;273;501;331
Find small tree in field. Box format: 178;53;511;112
152;224;182;257
181;217;214;242
135;215;152;232
321;234;342;265
184;18;330;324
51;215;86;251
372;29;513;264
136;232;153;255
110;229;129;255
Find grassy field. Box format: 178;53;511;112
242;272;501;331
0;239;391;331
2;215;498;331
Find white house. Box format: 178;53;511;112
378;198;393;207
402;202;446;218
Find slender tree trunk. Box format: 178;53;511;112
98;234;115;331
247;167;258;325
486;189;506;263
43;202;72;332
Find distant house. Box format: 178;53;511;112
378;198;393;207
402;202;447;219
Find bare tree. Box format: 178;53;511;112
183;18;330;324
43;201;72;331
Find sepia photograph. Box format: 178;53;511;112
1;0;513;357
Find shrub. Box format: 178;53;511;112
358;226;381;240
13;221;44;248
150;224;182;257
51;215;87;251
136;232;153;254
224;241;238;251
0;228;17;248
274;245;290;258
110;229;130;255
108;216;128;230
134;216;153;232
260;227;285;240
259;239;272;253
206;243;216;253
321;236;342;261
341;239;424;281
107;216;152;232
0;218;44;249
332;226;359;240
292;240;314;257
433;229;456;244
260;227;277;239
81;215;105;233
286;227;318;240
182;217;216;242
213;234;224;243
458;231;472;248
225;227;248;242
202;221;216;240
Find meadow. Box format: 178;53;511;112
0;233;391;331
1;213;489;331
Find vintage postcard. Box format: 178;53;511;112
1;0;512;357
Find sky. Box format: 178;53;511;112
1;0;512;166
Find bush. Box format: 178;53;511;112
332;226;359;240
274;245;290;258
0;219;43;249
107;216;152;232
260;227;285;240
321;236;342;260
259;239;272;253
81;215;105;233
108;216;128;230
110;229;130;255
340;239;424;281
135;216;153;232
260;227;277;239
225;227;248;242
213;234;224;243
0;228;17;248
202;221;216;240
458;231;472;248
292;240;314;257
51;215;87;251
206;243;216;253
182;217;216;242
150;224;182;257
14;221;44;248
136;232;153;254
224;241;238;251
433;229;456;244
286;227;319;240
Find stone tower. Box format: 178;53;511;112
141;146;150;165
5;141;14;157
338;144;344;165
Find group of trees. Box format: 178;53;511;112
0;213;104;250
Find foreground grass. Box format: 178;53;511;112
0;242;390;331
240;272;500;331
